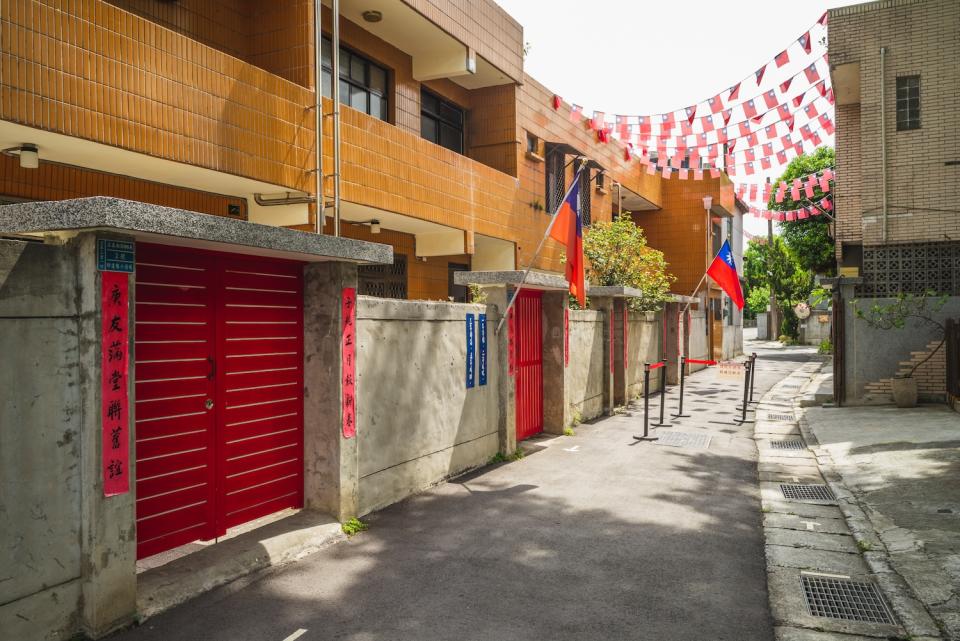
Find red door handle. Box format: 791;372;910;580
207;356;216;380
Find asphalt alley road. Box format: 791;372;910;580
111;342;816;641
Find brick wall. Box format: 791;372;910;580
829;0;960;249
862;339;946;400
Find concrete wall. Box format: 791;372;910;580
626;312;662;399
566;310;606;422
354;298;501;515
843;295;960;404
801;314;832;346
0;240;84;641
688;305;709;371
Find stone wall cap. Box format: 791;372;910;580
0;197;393;264
453;270;575;291
587;285;645;299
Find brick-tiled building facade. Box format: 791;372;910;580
828;0;960;404
1;0;737;312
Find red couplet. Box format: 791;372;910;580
102;271;130;496
341;287;357;439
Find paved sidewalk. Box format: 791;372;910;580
805;402;960;639
109;345;812;641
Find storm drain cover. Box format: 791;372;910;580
801;574;895;624
766;412;795;422
656;431;711;449
770;439;805;450
782;383;801;389
780;483;835;502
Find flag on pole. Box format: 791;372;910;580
706;240;744;309
549;171;586;307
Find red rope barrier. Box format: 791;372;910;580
648;361;666;370
687;359;718;365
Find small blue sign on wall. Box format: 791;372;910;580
466;313;476;389
97;239;135;273
478;313;487;386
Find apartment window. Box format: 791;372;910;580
576;160;592;226
526;132;541;156
896;76;920;131
421;89;464;154
545;147;565;213
321;36;388;121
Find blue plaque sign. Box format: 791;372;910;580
478;313;487;386
97;239;135;273
466;313;476;389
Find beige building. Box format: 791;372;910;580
828;0;960;405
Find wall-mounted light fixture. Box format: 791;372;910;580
702;195;713;212
362;10;382;22
2;144;40;169
348;219;381;234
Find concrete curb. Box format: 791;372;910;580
794;364;944;640
754;358;931;640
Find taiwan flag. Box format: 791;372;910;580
548;171;586;307
706;240;744;309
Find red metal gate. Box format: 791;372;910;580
514;290;543;441
134;244;304;559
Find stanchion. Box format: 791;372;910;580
651;358;669;427
734;359;754;424
671;356;690;418
633;363;653;440
748;352;758;404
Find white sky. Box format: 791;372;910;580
493;0;864;237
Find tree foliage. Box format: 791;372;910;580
742;237;814;338
582;215;675;311
768;147;836;275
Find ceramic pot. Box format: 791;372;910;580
891;376;918;408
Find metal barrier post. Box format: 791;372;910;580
642;364;651;438
652;358;669;426
672;356;690;418
734;360;754;424
749;352;757;403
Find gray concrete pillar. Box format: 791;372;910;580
591;296;615;415
76;233;137;638
481;285;517;454
303;261;359;521
612;299;628;406
665;303;681;384
541;292;567;434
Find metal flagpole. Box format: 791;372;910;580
495;166;585;335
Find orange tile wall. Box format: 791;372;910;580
0;155;247;217
632;175;736;296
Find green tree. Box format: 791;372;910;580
742;237;814;338
767;147;836;275
581;215;675;311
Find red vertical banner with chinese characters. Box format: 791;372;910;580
623;307;629;369
563;307;570;367
341;287;357;439
101;271;129;496
609;312;614;373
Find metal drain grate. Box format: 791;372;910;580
781;383;801;389
766;412;795;422
656;431;711;449
801;574;895;624
780;483;835;501
770;439;805;450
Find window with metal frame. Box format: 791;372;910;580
421;89;465;154
896;76;920;131
321;36;388;121
577;161;592;226
545;147;566;214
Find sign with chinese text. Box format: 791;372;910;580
507;308;516;377
478;313;487;386
718;360;746;379
341;287;357;439
564;308;569;367
97;239;135;273
466;313;475;388
101;271;129;496
609;312;614;373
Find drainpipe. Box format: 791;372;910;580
313;0;324;234
331;0;342;237
880;46;888;243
